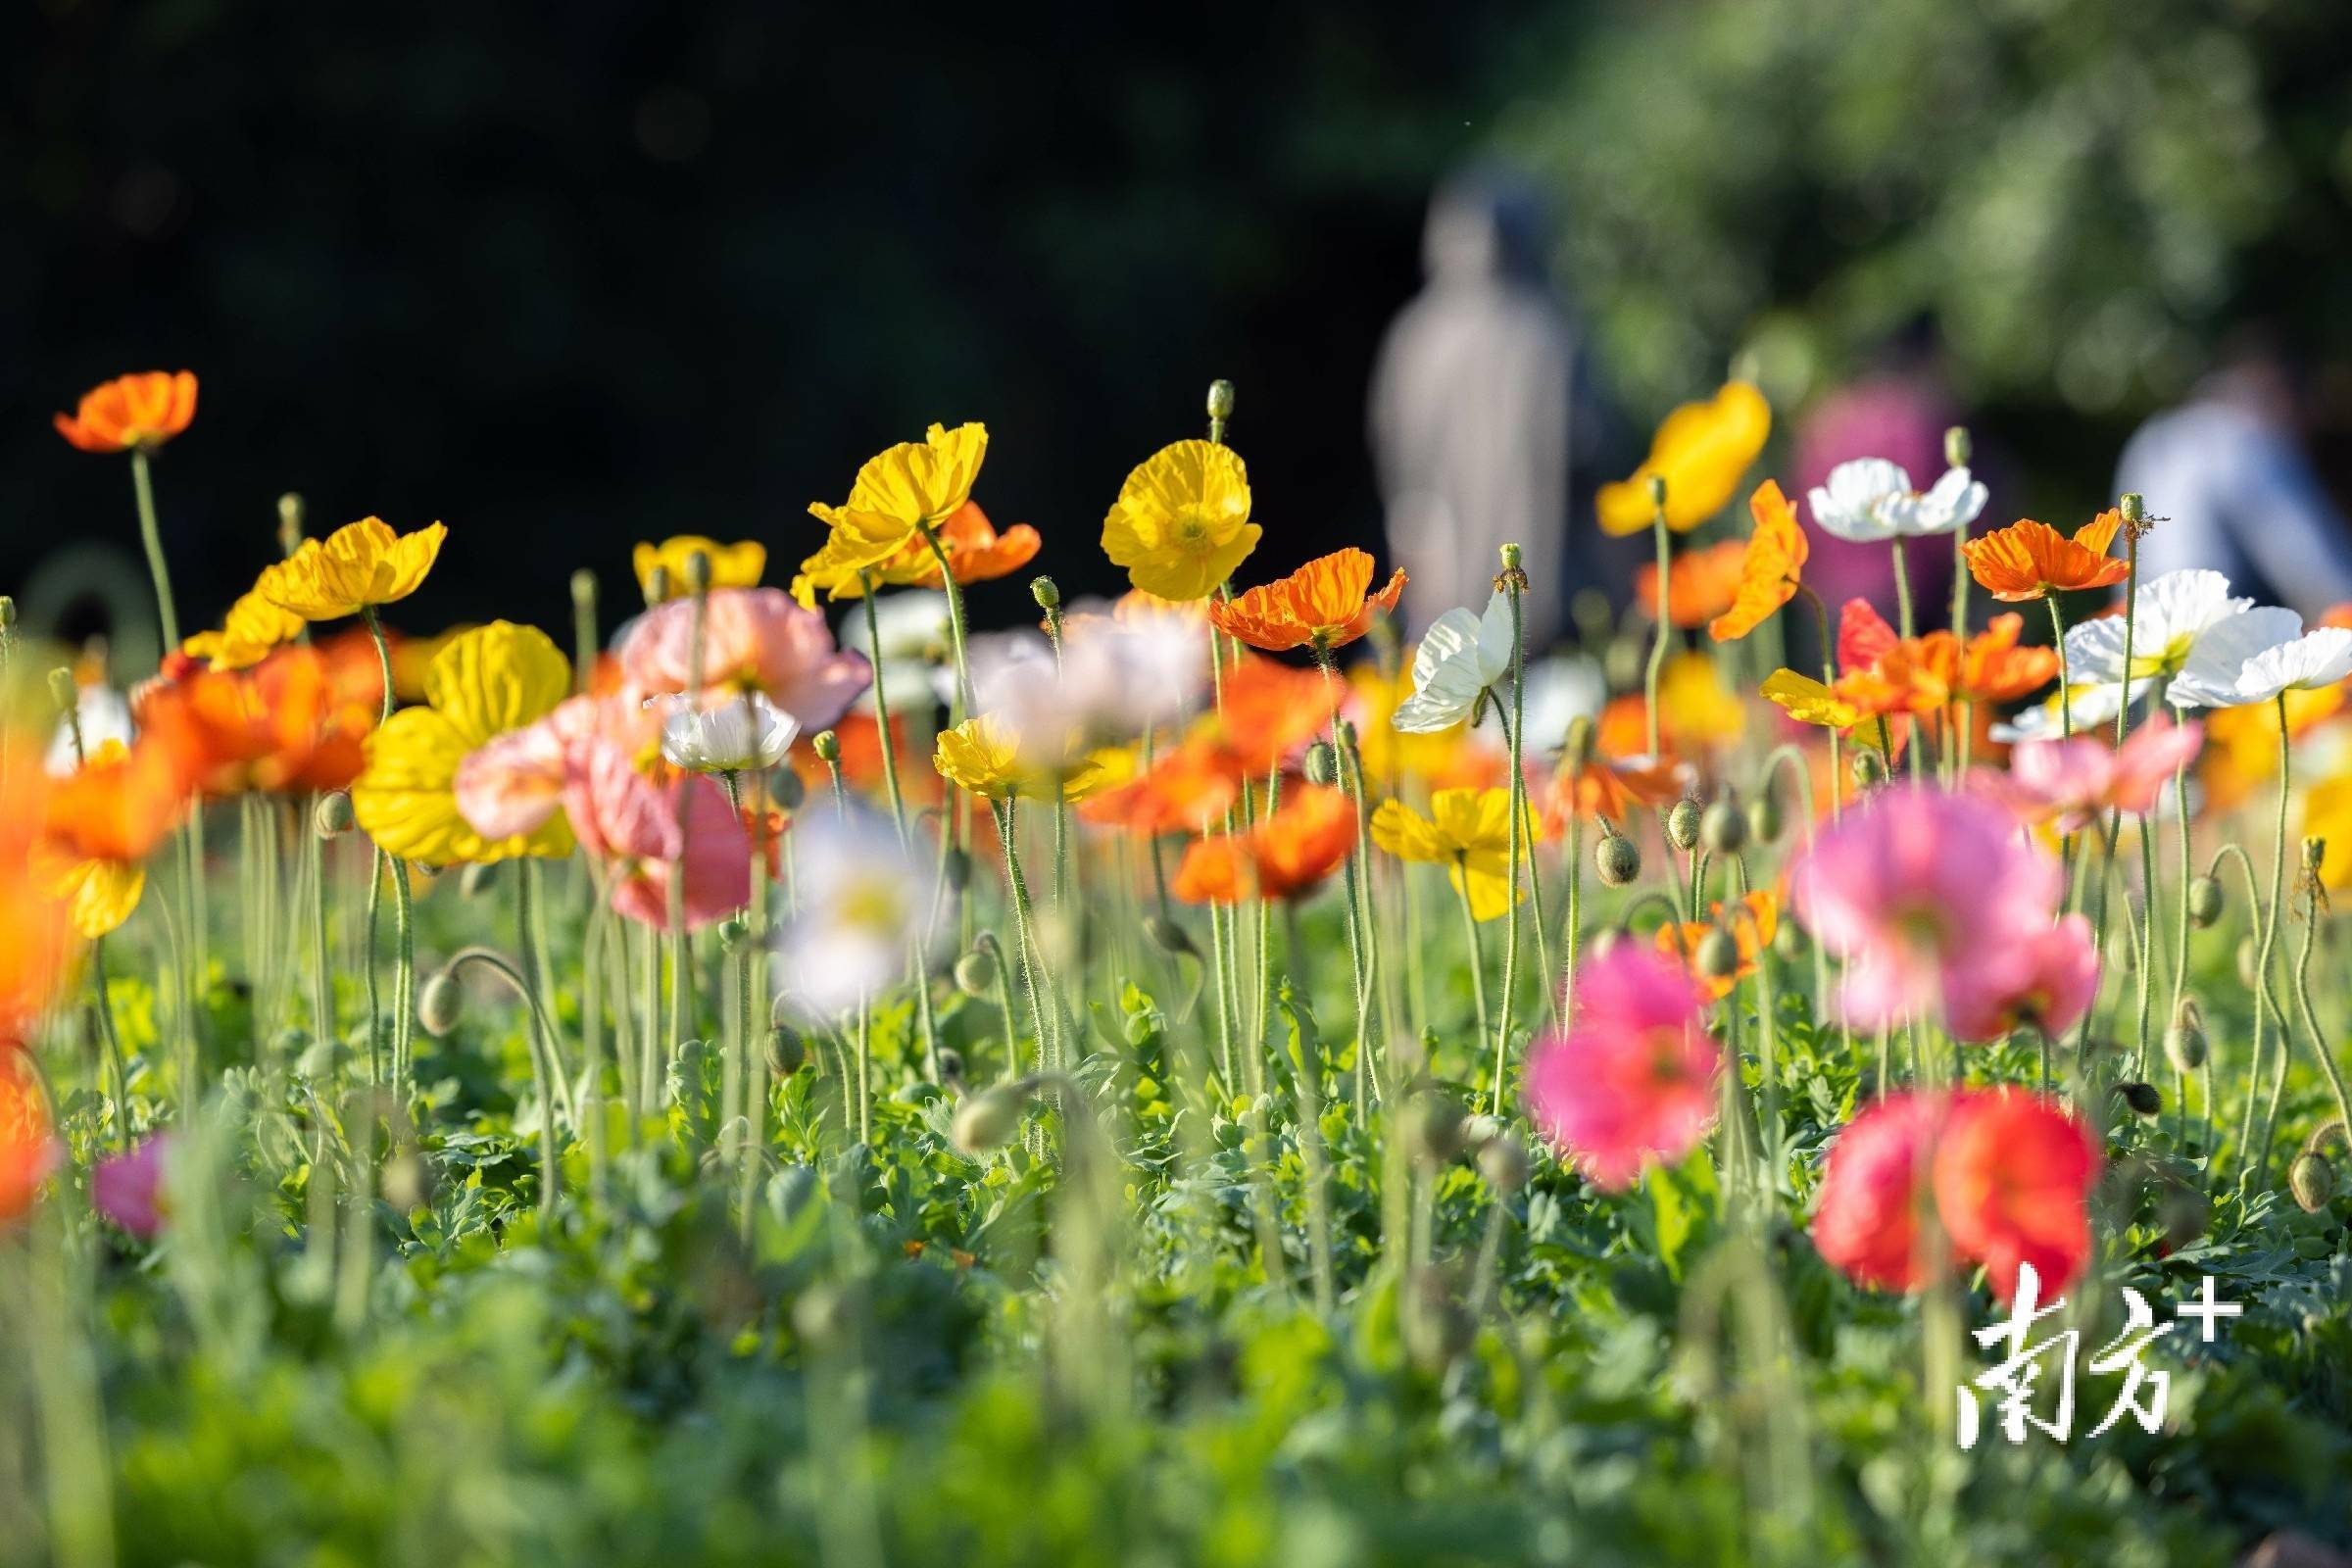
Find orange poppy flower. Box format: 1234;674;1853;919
1656;890;1778;1001
0;1064;57;1223
1597;654;1745;757
42;736;193;866
1080;732;1243;836
1172;783;1357;905
1541;754;1684;832
1634;539;1746;629
0;763;74;1047
1709;479;1810;642
898;501;1042;590
53;370;198;453
1962;513;2130;603
1946;613;2060;704
1212;654;1347;773
1207;548;1406;654
135;647;376;798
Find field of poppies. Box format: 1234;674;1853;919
3;370;2350;1566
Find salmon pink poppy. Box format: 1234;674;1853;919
621;587;871;730
1934;1090;2098;1302
1812;1091;1946;1293
1525;945;1717;1190
1941;914;2101;1045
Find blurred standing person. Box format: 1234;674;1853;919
2117;331;2352;619
1792;318;1971;633
1370;167;1577;646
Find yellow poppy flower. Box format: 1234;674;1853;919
1595;381;1772;536
1101;439;1261;602
51;858;145;941
1759;668;1859;729
259;517;447;622
2303;770;2352;891
633;536;766;602
1369;787;1530;921
181;588;305;671
933;715;1108;804
807;422;990;577
351;621;574;864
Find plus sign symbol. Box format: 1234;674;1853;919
2175;1276;2243;1344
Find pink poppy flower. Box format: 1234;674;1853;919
621;587;871;730
564;740;749;930
1988;715;2204;832
1525;944;1717;1191
1812;1092;1946;1293
94;1134;172;1239
453;694;662;844
1941;913;2101;1044
1789;784;2060;1031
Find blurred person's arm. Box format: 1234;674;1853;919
2224;420;2352;618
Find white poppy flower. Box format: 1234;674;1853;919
47;682;135;775
1986;678;2154;745
2166;607;2304;710
1393;590;1516;733
2062;569;2253;688
772;809;932;1017
1806;459;1988;543
845;590;950;716
654;691;799;772
2186;623;2352;710
1518;654;1607;757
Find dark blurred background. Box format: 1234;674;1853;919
9;0;2352;662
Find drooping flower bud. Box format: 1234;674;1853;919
1478;1134;1530;1194
767;1026;807;1077
1698;796;1744;856
1145;914;1200;959
955;947;997;997
952;1085;1027;1155
1694;926;1741;980
2164;997;2207;1073
416;971;465;1038
2114;1081;2162;1118
936;1047;965;1086
1850;749;1888;789
2187;876;2224;928
315;791;355;838
2289;1151;2335;1213
768;766;807;811
1665;799;1701;852
1771;919;1808;961
1303;742;1340;787
1595;829;1642;887
1745;789;1783;846
460;861;500;900
1404;1093;1464;1167
943;846;971;892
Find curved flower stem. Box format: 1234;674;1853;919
1453;855;1491;1047
993;798;1058;1083
1314;652;1381;1118
440;946;570;1219
2288;881;2352;1142
2242;697;2294;1186
127;448;181;650
360;607;414;1103
90;938;132;1150
855;571;912;850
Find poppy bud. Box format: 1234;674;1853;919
1478;1134;1529;1194
1333;715;1358;750
1499;542;1522;572
769;992;798;1029
767;1026;807;1077
1404;1271;1475;1372
1031;575;1060;612
1699;797;1744;856
2114;1081;2162;1118
812;730;841;763
716;917;750;952
644;564;671;607
1745;790;1783;846
1461;1112;1502;1148
416;971;465;1038
684;549;713;594
460;861;500;900
2118;491;2145;525
277;492;306;555
47;667;76;710
1303;742;1340;787
1771;919;1808;961
1944;425;1972;469
315;791;355;838
1405;1093;1464;1167
570;566;597;612
953;1085;1027;1154
0;596;15;628
2236;935;2262;989
943;846;971;892
936;1046;965;1086
1665;799;1701;852
2288;1152;2334;1213
1695;926;1741;980
1563;713;1596;768
1851;749;1888;789
1205;378;1236;425
1138;914;1193;960
955;947;997;997
1646;473;1668;511
2187;876;2224;928
2164;999;2207;1073
768;766;807;810
1595;829;1641;887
